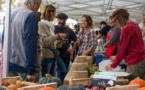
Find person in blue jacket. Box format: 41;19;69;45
8;0;41;82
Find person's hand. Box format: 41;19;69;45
81;53;87;56
105;64;113;71
110;56;116;61
76;39;81;46
27;75;36;82
58;33;67;38
67;47;74;54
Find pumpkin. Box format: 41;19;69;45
39;87;56;90
0;87;6;90
137;87;145;90
39;74;62;87
129;77;145;88
57;85;85;90
57;77;85;90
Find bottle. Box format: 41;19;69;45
96;54;102;66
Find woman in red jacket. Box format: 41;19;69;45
105;8;145;80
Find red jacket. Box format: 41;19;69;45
111;22;145;68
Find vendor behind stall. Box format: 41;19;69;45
103;21;121;58
105;8;145;81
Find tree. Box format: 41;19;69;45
0;0;16;12
12;0;16;9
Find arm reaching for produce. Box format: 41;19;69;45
110;56;116;61
105;64;113;71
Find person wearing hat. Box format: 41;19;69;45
55;13;77;82
105;8;145;81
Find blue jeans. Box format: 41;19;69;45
57;57;70;82
41;58;56;77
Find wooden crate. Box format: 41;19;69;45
76;56;87;63
21;82;57;90
106;84;139;90
64;63;88;84
86;56;93;67
72;71;88;79
71;78;92;86
1;76;39;90
2;76;23;84
115;78;129;85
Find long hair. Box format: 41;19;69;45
41;4;56;21
81;15;94;32
109;8;129;27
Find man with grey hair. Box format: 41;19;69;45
8;0;41;82
23;0;41;12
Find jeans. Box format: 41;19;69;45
41;58;56;77
57;57;70;82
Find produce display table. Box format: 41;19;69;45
21;83;57;90
64;56;131;90
106;84;139;90
1;76;57;90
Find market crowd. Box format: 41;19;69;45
1;0;145;83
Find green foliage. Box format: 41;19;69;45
12;0;16;9
0;0;5;11
0;0;16;12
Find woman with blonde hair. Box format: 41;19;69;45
73;15;97;56
105;8;145;80
38;5;66;77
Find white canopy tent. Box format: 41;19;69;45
2;0;145;78
14;0;145;23
42;0;145;24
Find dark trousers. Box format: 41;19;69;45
57;57;70;82
41;58;56;77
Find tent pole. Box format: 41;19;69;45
3;0;11;78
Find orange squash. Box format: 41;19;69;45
129;77;145;88
39;87;56;90
137;87;145;90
